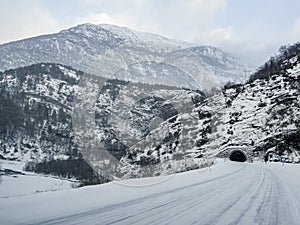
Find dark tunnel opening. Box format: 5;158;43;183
229;150;247;162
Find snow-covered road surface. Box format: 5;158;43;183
1;160;300;225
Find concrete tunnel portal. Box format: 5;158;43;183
229;150;247;162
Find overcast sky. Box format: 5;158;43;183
0;0;299;66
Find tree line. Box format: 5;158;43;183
249;42;300;82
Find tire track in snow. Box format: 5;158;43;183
195;166;264;225
94;164;247;224
30;162;300;225
259;165;300;225
254;170;280;225
134;171;247;225
39;163;246;225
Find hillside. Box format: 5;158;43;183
0;63;205;181
192;43;300;161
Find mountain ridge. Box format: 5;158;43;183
0;23;250;89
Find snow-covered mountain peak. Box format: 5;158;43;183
98;23;188;47
60;23;124;41
61;23;186;51
0;23;251;89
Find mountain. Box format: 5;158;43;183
0;63;205;182
0;23;249;89
1;22;298;183
187;46;248;85
191;42;300;160
0;63;105;185
118;42;300;177
1;41;298;181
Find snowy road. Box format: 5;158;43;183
1;160;300;225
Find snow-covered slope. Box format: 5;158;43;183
119;43;300;171
1;160;300;225
188;46;248;85
98;23;188;49
0;160;75;198
0;23;249;89
0;63;80;161
191;48;300;160
0;63;205;181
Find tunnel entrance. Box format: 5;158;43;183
229;150;247;162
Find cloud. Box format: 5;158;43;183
239;15;300;66
0;0;229;46
76;12;138;30
0;0;60;44
77;0;228;42
2;0;295;67
83;0;99;4
191;26;233;46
